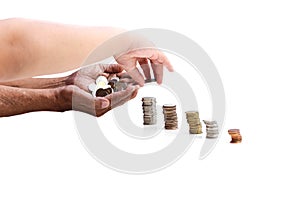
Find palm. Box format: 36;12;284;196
71;65;104;92
64;64;139;117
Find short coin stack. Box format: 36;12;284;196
203;120;219;138
185;111;202;134
142;97;157;125
228;129;242;143
162;104;178;130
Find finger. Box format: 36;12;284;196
94;96;111;117
101;72;110;78
103;64;125;74
110;86;139;108
106;85;139;109
138;58;151;80
94;99;111;117
117;72;132;79
71;86;110;116
159;52;174;72
113;91;138;108
149;51;174;72
111;85;138;108
131;49;174;72
127;65;145;86
151;61;163;84
119;78;136;84
95;97;111;109
131;88;139;99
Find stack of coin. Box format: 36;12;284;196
185;111;202;134
203;120;219;138
142;97;157;125
228;129;242;143
162;104;178;130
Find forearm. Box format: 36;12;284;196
0;85;69;117
0;18;125;81
0;77;68;89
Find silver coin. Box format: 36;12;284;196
115;82;128;92
206;127;219;131
145;79;157;83
203;120;218;125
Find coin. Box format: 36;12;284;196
145;78;157;83
114;82;127;92
203;120;217;125
88;83;96;92
206;127;219;132
206;124;218;128
108;79;118;89
142;97;156;101
95;87;112;97
96;76;108;87
228;129;240;133
206;134;219;138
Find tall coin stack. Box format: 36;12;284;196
162;104;178;130
185;111;202;134
203;120;219;138
228;129;242;143
142;97;157;125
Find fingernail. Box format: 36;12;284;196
102;100;110;108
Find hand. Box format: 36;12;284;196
61;64;139;117
115;48;174;86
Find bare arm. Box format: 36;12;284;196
0;85;66;117
0;18;124;82
0;84;137;118
0;77;67;89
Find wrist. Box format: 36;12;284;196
54;86;73;112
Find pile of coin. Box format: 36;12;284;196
162;104;178;130
142;97;157;125
88;76;128;97
228;129;242;143
185;111;202;134
203;120;219;138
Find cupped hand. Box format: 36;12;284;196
62;64;139;117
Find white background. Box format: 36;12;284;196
1;0;300;199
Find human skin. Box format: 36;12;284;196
0;64;138;117
0;18;173;85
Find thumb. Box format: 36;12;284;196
97;98;110;109
103;64;125;73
